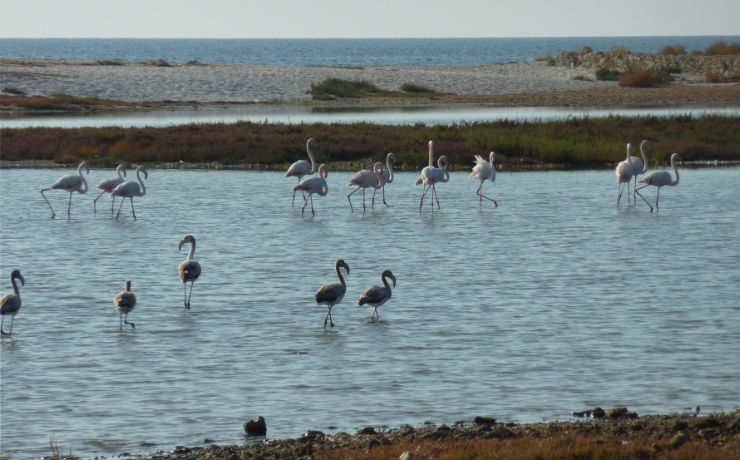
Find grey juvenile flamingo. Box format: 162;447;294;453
113;280;136;331
178;234;201;309
358;269;396;320
1;269;25;336
315;259;350;328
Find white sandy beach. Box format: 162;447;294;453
1;59;622;103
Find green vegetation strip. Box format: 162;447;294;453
1;116;738;170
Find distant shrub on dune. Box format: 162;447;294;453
595;68;620;81
308;78;386;99
658;45;687;55
704;40;740;55
609;47;631;57
399;82;435;93
705;72;730;83
618;70;672;87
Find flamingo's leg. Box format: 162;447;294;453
41;189;56;219
130;197;137;220
634;184;654;212
93;190;106;215
347;187;361;212
116;196;126;219
67;191;74;219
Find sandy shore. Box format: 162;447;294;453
4;58;738;107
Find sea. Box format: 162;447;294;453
1;37;740;459
1;36;738;66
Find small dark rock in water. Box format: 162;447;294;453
474;416;496;426
607;407;638;420
357;426;377;435
243;416;267;436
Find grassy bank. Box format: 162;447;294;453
1;115;738;171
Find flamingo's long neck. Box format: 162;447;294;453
125;280;132;292
336;264;346;287
78;163;88;193
116;165;126;179
489;152;496;181
386;155;395;184
439;158;450;183
670;155;680;186
11;275;20;295
625;143;631;162
638;141;649;173
428;141;434;166
306;140;317;174
187;240;196;261
136;168;147;196
382;274;393;297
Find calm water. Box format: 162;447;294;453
1;167;739;458
2;105;739;129
2;37;738;66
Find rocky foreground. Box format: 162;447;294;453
141;409;740;460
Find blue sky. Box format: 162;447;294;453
2;0;739;38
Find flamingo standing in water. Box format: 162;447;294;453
111;166;148;220
1;269;25;336
40;161;89;219
285;138;319;206
629;139;652;205
315;259;350;328
416;141;449;211
93;164;127;215
372;152;396;207
113;280;136;331
358;269;396;320
635;152;681;212
178;234;201;309
293;164;328;217
616;143;634;207
347;162;383;213
470;151;498;207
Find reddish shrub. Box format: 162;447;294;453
618;70;672;87
705;72;730;83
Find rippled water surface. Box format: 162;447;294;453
1;167;739;458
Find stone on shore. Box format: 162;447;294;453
243;416;266;436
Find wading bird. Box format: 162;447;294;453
113;280;136;331
470;151;498;207
358;269;396;320
111;166;148;220
178;234;201;309
373;152;396;207
93;164;127;215
630;139;652;204
285;138;319;206
347;162;383;212
616;144;634;207
315;259;350;328
635;152;681;212
293;164;328;217
40;161;89;219
1;269;25;336
416;141;449;211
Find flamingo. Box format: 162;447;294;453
470;151;498;207
93;164;127;215
315;259;350;328
293;164;328;217
358;269;396;320
372;152;396;207
630;139;652;204
1;269;25;336
347;162;383;213
635;152;681;212
113;280;136;331
178;234;201;310
111;166;148;220
40;161;89;219
616;143;633;207
415;141;449;211
285;138;319;206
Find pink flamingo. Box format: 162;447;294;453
629;139;651;205
635;152;681;212
415;141;449;211
615;143;633;207
40;161;89;219
285;138;319;206
470;151;498;207
347;162;383;213
93;164;127;215
111;166;148;220
372;152;396;207
293;164;328;217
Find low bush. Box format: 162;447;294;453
658;44;687;55
595;68;620;81
307;78;387;100
705;72;730;83
704;40;740;55
618;70;672;87
399;82;435;93
2;86;25;95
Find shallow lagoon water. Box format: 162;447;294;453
1;167;739;458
